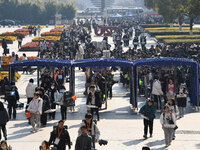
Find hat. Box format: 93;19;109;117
147;99;153;103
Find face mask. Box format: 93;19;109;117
51;86;54;89
1;146;7;149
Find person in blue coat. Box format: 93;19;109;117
139;99;156;139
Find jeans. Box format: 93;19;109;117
179;107;184;117
163;128;174;146
144;119;153;136
91;108;99;121
30;113;41;129
61;106;67;120
154;95;161;110
41;113;47;126
8;103;17;119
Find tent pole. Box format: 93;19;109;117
37;66;39;87
197;64;199;110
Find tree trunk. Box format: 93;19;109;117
178;17;183;32
190;17;194;35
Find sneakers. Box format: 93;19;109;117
30;128;35;133
143;135;147;139
150;134;153;138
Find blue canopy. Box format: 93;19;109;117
133;57;199;107
110;13;122;18
72;58;133;68
10;59;72;68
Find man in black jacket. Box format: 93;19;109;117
5;83;19;119
87;86;101;121
49;120;71;150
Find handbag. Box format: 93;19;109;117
167;112;179;130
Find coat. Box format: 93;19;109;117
139;104;156;121
160;111;176;128
152;80;163;96
75;134;92;150
0;108;9;126
49;127;71;149
87;92;101;108
26;83;36;98
78;120;100;141
27;98;43;114
41;94;50;112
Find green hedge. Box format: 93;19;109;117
156;35;200;40
148;31;200;36
145;27;199;31
141;24;190;28
163;39;200;44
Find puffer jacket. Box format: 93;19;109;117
152;79;163;96
26;83;36;98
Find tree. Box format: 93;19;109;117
185;0;200;34
0;0;77;24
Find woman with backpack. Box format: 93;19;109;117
160;105;176;147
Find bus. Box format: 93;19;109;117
107;7;144;16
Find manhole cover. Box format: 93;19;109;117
176;130;200;134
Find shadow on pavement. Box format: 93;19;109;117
123;139;144;146
146;139;165;147
8;128;31;140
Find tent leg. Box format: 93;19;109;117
37;66;39;87
70;67;75;95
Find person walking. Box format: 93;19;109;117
2;39;8;56
5;83;20;119
58;86;67;120
38;88;50;127
139;100;156;139
27;92;43;133
78;113;100;150
152;77;163;112
160;105;176;147
0;102;9;141
166;79;176;101
87;86;102;121
75;126;92;150
26;78;36;113
176;84;187;118
17;35;22;49
49;120;71;150
168;99;179;140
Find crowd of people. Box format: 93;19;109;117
0;15;199;150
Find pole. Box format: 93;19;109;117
37;66;39;87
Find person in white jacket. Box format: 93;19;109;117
160;105;176;147
27;92;43;133
26;79;36;106
152;77;163;111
